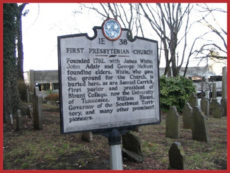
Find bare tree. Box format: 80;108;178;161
80;3;226;77
139;3;195;77
80;3;144;38
81;3;194;76
196;3;227;60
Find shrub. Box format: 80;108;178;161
17;80;27;102
160;76;195;112
45;93;59;101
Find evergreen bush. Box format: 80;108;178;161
160;76;195;112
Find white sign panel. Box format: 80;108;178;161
58;26;160;133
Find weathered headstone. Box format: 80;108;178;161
168;142;184;170
33;92;43;130
200;97;208;116
188;93;198;108
81;132;93;142
212;83;217;99
210;82;222;118
192;107;209;142
210;99;222;118
15;109;22;131
221;67;227;116
166;106;180;139
201;81;204;93
182;102;193;129
221;99;227;117
35;86;40;96
122;132;143;163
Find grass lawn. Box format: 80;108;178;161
3;104;227;170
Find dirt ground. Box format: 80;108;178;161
3;104;227;170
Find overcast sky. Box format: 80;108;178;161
22;3;227;72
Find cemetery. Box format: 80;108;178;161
3;99;227;169
3;65;227;169
3;3;227;171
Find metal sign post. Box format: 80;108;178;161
108;129;123;170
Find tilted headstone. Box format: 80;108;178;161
188;93;198;108
221;67;227;116
192;107;209;142
33;92;43;130
210;99;222;118
182;102;193;129
200;97;209;116
168;142;184;170
15;109;22;131
166;106;180;139
81;132;93;142
122;132;143;163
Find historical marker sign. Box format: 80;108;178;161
58;21;160;133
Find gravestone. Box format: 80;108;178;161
35;86;40;96
166;106;180;139
15;109;22;131
221;99;227;117
201;81;204;93
81;132;93;142
122;132;143;163
168;142;184;170
221;67;227;116
200;97;208;116
19;102;32;118
182;102;193;129
188;93;198;108
211;83;217;99
210;82;222;118
210;99;222;118
202;78;210;116
33;91;43;130
192;107;208;142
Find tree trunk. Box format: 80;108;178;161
3;3;21;123
170;32;179;77
16;3;27;80
17;12;24;80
